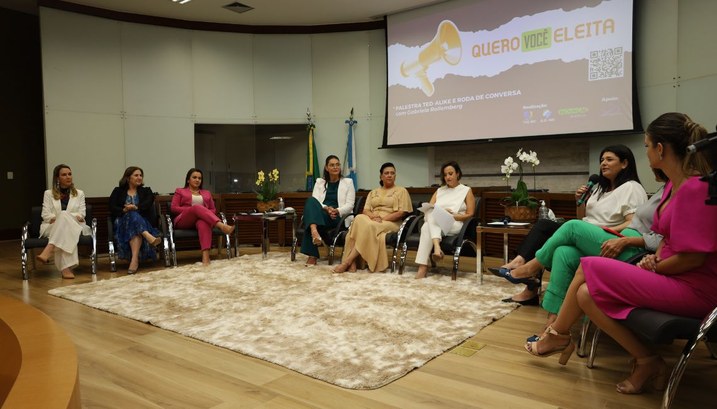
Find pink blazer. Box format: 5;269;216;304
170;188;217;217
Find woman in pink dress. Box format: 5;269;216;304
171;168;235;265
524;112;717;395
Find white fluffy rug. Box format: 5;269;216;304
49;253;519;389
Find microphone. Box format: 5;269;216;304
687;132;717;153
577;174;600;205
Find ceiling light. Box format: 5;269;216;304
223;2;254;14
172;0;192;4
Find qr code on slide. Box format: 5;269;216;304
589;47;624;81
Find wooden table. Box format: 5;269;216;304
475;223;532;283
233;212;296;259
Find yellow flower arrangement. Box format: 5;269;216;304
255;168;280;202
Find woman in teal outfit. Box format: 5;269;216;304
301;155;355;266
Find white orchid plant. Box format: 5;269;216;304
500;149;540;208
255;168;280;202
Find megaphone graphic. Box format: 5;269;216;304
401;20;462;97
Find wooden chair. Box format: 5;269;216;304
20;205;97;280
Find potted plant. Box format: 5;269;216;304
500;149;540;221
255;168;280;212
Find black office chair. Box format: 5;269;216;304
384;200;423;273
159;199;232;267
20;205;97;280
291;196;365;265
397;196;481;280
576;251;717;409
578;250;651;358
107;201;169;272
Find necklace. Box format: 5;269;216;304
190;188;201;195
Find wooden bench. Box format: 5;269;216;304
0;296;81;408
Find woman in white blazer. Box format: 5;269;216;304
36;164;92;279
301;155;355;265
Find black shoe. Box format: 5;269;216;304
501;294;539;306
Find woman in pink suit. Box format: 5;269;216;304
171;168;235;265
524;112;716;395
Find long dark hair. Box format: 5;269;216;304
379;162;395;186
440;161;462;185
184;168;204;189
322;155;342;191
646;112;712;176
119;166;144;189
51;163;77;199
595;144;640;197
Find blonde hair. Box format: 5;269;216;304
51;164;77;200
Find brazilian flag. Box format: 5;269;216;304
305;123;320;191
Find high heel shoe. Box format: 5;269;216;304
493;267;540;286
311;233;323;247
502;294;539;306
616;355;667;394
431;251;444;262
525;325;575;365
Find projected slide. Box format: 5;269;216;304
386;0;635;146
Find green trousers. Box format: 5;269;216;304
300;197;340;258
536;219;643;314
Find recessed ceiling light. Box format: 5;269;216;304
224;2;254;14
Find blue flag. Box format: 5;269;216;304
344;108;358;190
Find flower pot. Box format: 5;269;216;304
505;206;537;223
257;200;279;213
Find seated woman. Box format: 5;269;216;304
333;162;412;273
525;112;716;395
109;166;161;274
512;169;665;331
494;144;647;304
35;164;92;279
414;161;475;279
301;155;355;266
171;168;235;265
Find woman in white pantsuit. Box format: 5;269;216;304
415;161;475;279
35;164;91;279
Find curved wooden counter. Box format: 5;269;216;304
0;296;80;409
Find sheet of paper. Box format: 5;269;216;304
418;202;434;213
432;205;456;234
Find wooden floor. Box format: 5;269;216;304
1;240;714;409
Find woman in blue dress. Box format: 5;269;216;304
109;166;161;274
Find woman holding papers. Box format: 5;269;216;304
415;161;475;279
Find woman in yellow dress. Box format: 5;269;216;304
333;162;413;273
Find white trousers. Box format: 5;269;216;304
43;212;84;271
414;210;462;265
